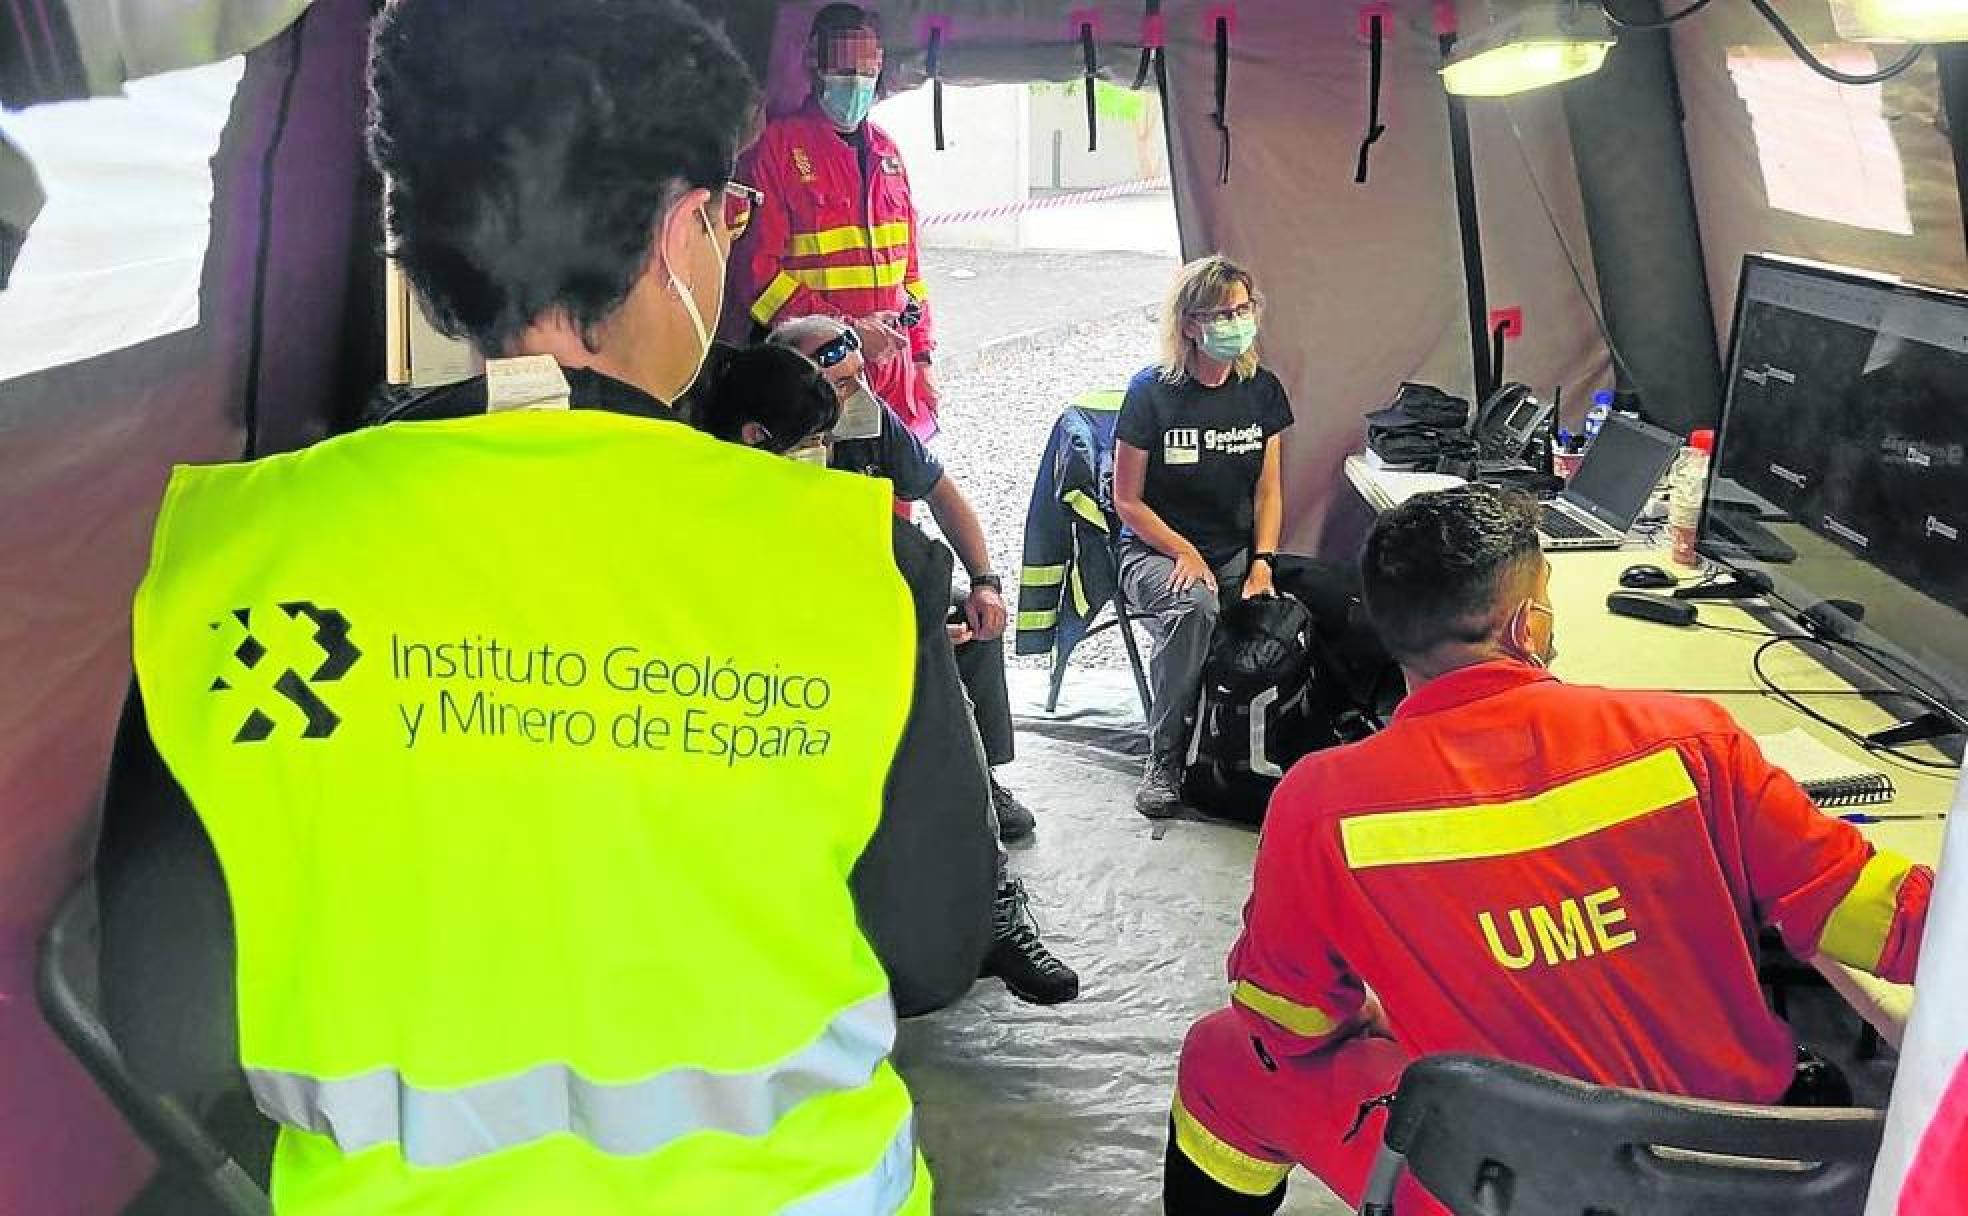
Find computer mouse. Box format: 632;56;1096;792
1620;563;1677;590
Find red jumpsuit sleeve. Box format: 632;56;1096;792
1725;731;1932;983
902;190;934;362
733;136;840;331
1226;803;1368;1056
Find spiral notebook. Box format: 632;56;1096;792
1756;728;1897;808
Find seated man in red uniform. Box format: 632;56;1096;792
1164;485;1934;1214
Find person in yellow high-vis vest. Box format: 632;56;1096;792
94;2;995;1212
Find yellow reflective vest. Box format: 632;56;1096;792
133;408;931;1214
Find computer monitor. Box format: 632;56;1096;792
1700;254;1968;731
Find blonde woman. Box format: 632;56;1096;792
1114;255;1294;818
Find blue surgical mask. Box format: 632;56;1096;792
1200;315;1258;362
819;74;877;130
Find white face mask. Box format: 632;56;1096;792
833;379;885;441
665;202;724;401
788;441;830;468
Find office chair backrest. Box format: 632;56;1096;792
1383;1054;1884;1216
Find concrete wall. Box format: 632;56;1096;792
874;83;1029;252
1028;82;1168;191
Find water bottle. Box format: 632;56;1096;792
1583;390;1613;447
1668;428;1714;568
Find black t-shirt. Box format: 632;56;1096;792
832;402;943;501
1116;364;1295;567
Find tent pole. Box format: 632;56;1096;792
1439;30;1494;403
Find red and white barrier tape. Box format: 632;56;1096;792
921;177;1170;227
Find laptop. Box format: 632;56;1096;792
1537;413;1682;550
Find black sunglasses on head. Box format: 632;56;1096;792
813;327;861;369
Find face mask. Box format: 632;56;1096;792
1508;599;1558;669
1200;315;1258;362
819;74;877;129
665;202;724;401
833;380;885;441
788;442;831;468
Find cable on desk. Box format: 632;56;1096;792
1752;637;1962;774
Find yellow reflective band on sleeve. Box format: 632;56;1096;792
1231;980;1341;1039
872;221;913;249
1062;489;1108;532
1340;748;1697;871
751;271;802;325
788;259;910;292
1068;563;1090;615
1074;389;1126;412
1021;565;1067;588
1170;1095;1291;1197
904;277;930;302
788;226;872;256
1818;851;1916;972
1017;610;1060;632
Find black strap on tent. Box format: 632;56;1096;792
1354;13;1387;185
1131;1;1164;90
1490;319;1509;391
927;24;946;152
1439;21;1493;401
1080;20;1099;152
1211;14;1232;184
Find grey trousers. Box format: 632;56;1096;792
1118;541;1247;759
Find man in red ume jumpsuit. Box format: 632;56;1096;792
729;2;939;442
1164;485;1934;1214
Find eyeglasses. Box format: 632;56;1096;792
1189;300;1259;325
811;326;861;369
721;180;765;241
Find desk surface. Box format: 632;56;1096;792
1345;458;1963;1042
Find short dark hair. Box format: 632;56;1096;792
368;0;757;354
1360;485;1542;659
699;344;840;452
811;3;879;43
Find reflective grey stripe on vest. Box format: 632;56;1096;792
781;1113;917;1216
247;992;899;1169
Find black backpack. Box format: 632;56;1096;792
1181;561;1398;824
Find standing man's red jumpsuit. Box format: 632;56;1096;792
1170;661;1933;1213
729;9;939;442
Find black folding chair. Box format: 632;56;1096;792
1044;517;1154;719
37;882;271;1215
1358;1054;1884;1216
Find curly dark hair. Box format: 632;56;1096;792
699;343;840;453
1360;485;1542;659
368;0;757;354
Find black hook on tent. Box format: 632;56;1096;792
1078;16;1100;153
925;20;947;151
1130;0;1165;92
1355;6;1390;185
1207;6;1234;184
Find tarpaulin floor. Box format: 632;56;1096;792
897;669;1352;1215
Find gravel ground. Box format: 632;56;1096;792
916;249;1179;670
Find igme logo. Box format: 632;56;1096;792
210;603;362;743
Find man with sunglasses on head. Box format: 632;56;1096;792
728;3;942;444
96;3;993;1209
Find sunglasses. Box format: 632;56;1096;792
721;180;765;241
812;326;861;369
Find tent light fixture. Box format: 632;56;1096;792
1441;3;1616;97
1830;0;1968;43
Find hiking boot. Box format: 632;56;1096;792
981;879;1081;1005
1135;753;1185;819
990;773;1037;842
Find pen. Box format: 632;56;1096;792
1840;812;1949;824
